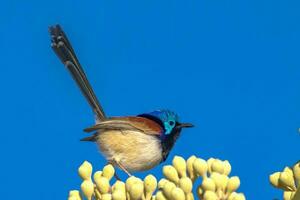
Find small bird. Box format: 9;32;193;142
49;25;194;176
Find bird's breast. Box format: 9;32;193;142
95;130;163;172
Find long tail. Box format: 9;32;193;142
49;24;106;121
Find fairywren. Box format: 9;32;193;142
49;25;193;176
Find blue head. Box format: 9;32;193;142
139;109;193;161
139;109;193;135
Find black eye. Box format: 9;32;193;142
169;121;175;126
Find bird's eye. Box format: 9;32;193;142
169;121;175;126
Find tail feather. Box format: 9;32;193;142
49;24;106;121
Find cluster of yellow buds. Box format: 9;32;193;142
269;161;300;200
67;155;245;200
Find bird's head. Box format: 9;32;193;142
139;109;193;161
138;109;193;136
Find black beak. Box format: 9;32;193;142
176;122;194;128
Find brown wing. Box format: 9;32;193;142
84;116;164;136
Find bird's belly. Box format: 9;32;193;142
96;130;163;172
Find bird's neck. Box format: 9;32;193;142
161;128;181;162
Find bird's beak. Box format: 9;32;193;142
176;122;194;128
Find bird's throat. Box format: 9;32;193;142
161;128;182;162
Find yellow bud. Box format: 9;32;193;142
283;167;294;177
93;171;102;180
173;156;187;177
218;174;229;191
193;158;208;177
196;185;204;199
112;190;126;200
228;192;238;200
144;174;157;193
293;187;300;200
207;158;216;174
102;164;115;181
279;172;297;191
158;178;168;189
201;178;216;192
78;161;93;180
102;194;112;200
94;189;102;200
68;197;78;200
226;176;240;193
144;175;157;200
203;191;218;200
178;177;193;193
283;191;294;200
232;193;246;200
126;176;143;191
187;156;197;179
293;162;300;184
171;187;186;200
162;181;176;199
95;177;110;194
210;172;223;190
69;190;80;197
81;180;94;200
186;193;194;200
163;165;179;184
269;172;281;188
156;191;167;200
128;183;144;200
211;159;224;174
112;181;126;193
223;160;232;175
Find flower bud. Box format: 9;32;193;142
78;161;93;181
144;175;157;200
162;181;176;199
226;176;240;193
158;178;168;189
171;187;186;200
81;180;94;200
201;178;216;192
187;156;197;180
163;165;179;184
112;181;126;194
178;177;193;194
112;190;126;200
211;159;224;174
269;172;281;188
207;158;216;174
128;183;144;200
102;194;112;200
293;162;300;184
203;191;218;200
223;160;232;176
95;177;110;194
193;158;208;177
102;164;115;181
232;193;246;200
156;191;167;200
279;172;297;191
173;156;187;177
196;185;204;199
69;190;82;200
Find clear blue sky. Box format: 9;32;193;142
0;0;299;199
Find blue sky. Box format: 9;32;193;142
0;0;300;199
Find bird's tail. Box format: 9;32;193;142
49;24;106;121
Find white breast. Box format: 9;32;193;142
95;130;163;172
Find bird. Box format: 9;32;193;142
49;24;194;176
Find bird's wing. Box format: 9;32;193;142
84;116;164;136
